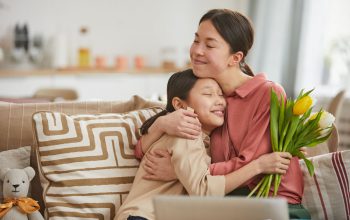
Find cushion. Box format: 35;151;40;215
32;107;162;219
0;146;31;200
301;150;350;220
0;95;163;212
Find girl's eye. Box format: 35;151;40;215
206;45;215;48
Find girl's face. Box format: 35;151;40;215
186;78;226;134
190;20;233;80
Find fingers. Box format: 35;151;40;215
143;162;155;175
153;149;171;158
144;155;157;172
276;168;287;174
280;157;291;165
143;174;159;180
178;131;201;139
181;108;198;118
277;152;292;159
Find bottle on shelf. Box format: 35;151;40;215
77;26;91;68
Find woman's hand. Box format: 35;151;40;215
159;108;201;139
257;152;292;174
143;149;177;181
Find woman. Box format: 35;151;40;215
135;9;310;219
116;69;291;220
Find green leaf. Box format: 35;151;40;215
278;120;290;151
298;88;314;101
282;116;299;151
278;93;285;137
270;89;279;152
302;130;333;147
294;150;314;176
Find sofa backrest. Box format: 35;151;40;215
0;95;163;214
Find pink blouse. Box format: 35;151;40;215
210;74;303;204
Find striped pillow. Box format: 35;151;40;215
301;150;350;220
32;107;162;220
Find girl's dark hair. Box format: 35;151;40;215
200;9;254;76
140;69;198;135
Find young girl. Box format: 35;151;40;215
135;9;311;219
116;69;291;220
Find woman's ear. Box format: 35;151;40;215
172;97;188;110
229;51;243;66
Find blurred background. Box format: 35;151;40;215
0;0;349;101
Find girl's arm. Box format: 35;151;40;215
134;108;201;159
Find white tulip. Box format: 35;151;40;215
319;111;335;129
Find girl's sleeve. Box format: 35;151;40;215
169;136;225;196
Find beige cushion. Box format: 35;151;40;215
0;95;163;211
0;146;31;200
32;107;162;219
301;150;350;220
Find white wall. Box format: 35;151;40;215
0;0;248;69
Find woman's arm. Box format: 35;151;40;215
170;136;291;196
224;152;291;194
134;108;201;158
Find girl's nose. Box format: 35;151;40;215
216;96;226;107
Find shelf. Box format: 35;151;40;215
0;66;185;77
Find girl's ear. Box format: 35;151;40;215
172;97;188;110
229;51;243;66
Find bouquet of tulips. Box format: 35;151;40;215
248;89;335;198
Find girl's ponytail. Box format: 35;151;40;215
140;109;167;135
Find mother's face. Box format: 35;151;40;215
190;20;233;80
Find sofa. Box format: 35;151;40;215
0;95;348;220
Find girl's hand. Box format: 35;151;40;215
143;149;177;181
159;108;201;139
257;152;292;174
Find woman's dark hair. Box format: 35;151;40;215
200;9;254;76
140;69;198;135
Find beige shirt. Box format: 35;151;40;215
116;133;225;220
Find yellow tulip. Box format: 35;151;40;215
293;96;313;115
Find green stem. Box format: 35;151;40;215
256;176;270;197
264;174;273;197
247;177;265;198
273;175;282;196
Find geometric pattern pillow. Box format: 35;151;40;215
32;107;162;220
300;150;350;220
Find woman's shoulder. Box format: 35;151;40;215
257;76;286;97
